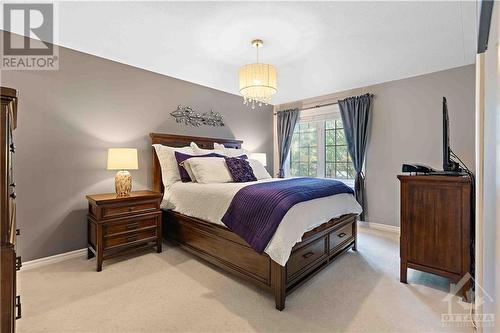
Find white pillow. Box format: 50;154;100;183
190;142;214;155
213;142;250;157
153;144;193;187
249;159;272;180
184;157;233;184
213;142;225;150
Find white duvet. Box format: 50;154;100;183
162;178;362;266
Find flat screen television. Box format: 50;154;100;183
442;97;460;172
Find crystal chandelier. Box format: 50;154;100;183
239;39;277;109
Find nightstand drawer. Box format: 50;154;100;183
105;217;157;236
105;229;157;249
101;200;157;219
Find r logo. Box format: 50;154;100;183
3;3;54;55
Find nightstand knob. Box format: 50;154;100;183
128;207;134;212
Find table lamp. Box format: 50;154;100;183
107;148;138;196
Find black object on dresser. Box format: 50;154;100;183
1;87;21;332
86;191;162;271
398;175;473;298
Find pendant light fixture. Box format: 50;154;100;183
239;39;277;109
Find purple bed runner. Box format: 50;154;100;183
221;177;354;253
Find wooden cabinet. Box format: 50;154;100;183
86;191;162;271
1;87;20;333
398;175;472;295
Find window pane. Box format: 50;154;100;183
326;120;335;130
290;162;299;176
336;163;348;179
299;147;309;162
335;119;343;129
299;163;308;175
310;163;318;177
335;129;346;145
347;164;356;179
289;121;318;177
310;147;318;163
325;130;334;145
335;145;348;162
325;146;334;162
325;162;334;178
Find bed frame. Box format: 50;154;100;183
151;133;357;310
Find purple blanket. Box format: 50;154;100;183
221;178;354;253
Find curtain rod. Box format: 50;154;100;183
274;93;374;115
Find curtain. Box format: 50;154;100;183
277;108;299;178
338;93;372;220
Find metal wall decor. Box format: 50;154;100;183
170;105;224;127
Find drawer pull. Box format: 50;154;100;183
126;235;138;242
128;207;135;212
338;232;347;238
15;295;21;319
16;256;22;271
302;251;314;259
126;223;139;230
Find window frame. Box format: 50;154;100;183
286;104;355;185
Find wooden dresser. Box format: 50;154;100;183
86;191;162;271
1;87;21;332
398;175;473;296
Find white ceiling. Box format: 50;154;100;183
9;1;478;104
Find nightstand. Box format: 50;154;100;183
86;190;163;271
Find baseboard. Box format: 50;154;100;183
22;248;87;270
358;221;400;234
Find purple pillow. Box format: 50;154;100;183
225;157;257;182
174;151;223;182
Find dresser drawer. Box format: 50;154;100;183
329;222;353;251
101;200;157;219
105;217;157;236
104;229;157;249
287;236;327;279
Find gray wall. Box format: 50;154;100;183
1;32;274;261
276;65;476;227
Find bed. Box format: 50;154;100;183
151;133;360;310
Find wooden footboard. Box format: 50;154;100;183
163;211;357;310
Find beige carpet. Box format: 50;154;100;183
18;227;473;333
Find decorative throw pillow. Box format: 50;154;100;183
225;157;257;182
174;151;223;182
248;159;272;180
185;157;234;183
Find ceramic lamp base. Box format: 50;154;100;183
115;170;132;197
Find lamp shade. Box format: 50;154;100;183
250;153;267;167
107;148;138;170
239;63;277;107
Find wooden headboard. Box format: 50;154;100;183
150;133;243;193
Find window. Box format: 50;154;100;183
288;105;355;181
325;120;355;179
290;123;318;177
